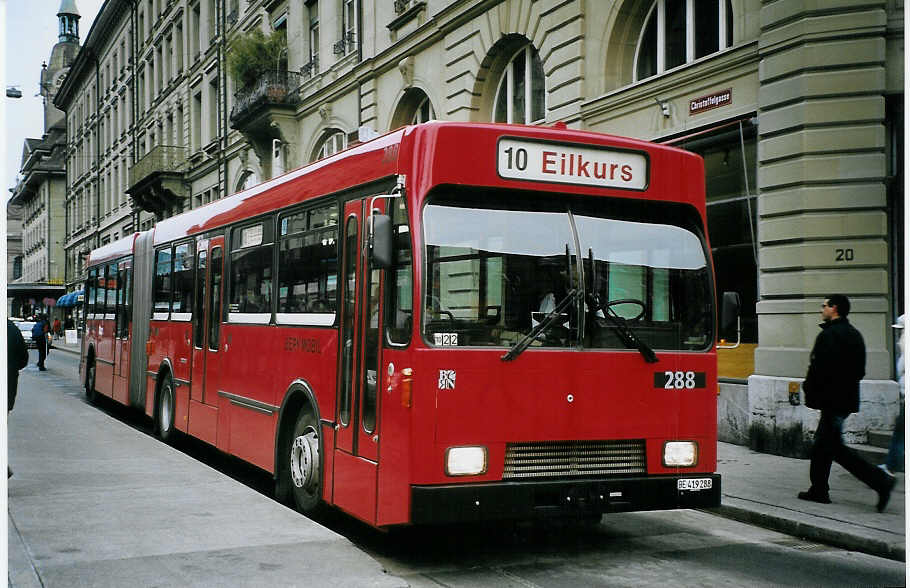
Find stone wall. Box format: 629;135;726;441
718;376;900;457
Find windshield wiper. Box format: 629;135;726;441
602;309;659;363
501;289;582;362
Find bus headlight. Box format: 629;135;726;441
663;441;698;467
445;446;487;476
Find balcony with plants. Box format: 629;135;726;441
228;29;300;129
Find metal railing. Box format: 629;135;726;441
230;70;303;123
129;145;188;188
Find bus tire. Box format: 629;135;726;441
156;374;177;445
285;410;322;514
84;356;98;405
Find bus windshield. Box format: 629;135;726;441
423;190;712;352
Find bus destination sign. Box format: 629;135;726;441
497;138;647;190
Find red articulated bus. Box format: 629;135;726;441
81;121;726;527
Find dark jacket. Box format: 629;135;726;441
8;320;29;411
803;317;866;415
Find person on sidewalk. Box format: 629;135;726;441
52;317;62;340
31;314;49;371
880;315;905;476
8;319;30;477
800;294;896;512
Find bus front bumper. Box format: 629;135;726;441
410;474;721;524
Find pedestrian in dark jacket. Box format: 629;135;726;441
32;315;49;371
8;319;29;478
799;294;896;511
8;319;29;410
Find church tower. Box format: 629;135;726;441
42;0;81;130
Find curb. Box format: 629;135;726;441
705;503;906;563
50;345;80;356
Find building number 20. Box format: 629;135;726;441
664;371;697;389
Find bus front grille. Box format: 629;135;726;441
502;440;647;479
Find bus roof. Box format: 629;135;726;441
87;122;704;263
86;232;139;266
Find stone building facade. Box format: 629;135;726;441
7;0;80;318
53;0;903;451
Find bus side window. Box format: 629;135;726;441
193;249;207;348
121;266;132;337
86;267;96;317
171;241;195;318
107;262;118;316
209;247;223;350
385;197;412;345
277;204;339;324
228;221;274;318
154;247;172;319
96;268;107;315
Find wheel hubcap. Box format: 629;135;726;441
290;426;319;491
160;385;172;432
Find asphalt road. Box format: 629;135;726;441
23;350;907;587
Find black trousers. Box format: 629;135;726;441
809;410;890;495
8;374;18;411
34;337;47;368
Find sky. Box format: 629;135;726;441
3;0;105;197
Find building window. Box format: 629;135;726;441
208;77;219;144
307;0;319;73
635;0;733;82
672;120;757;352
236;169;258;192
192;90;202;150
493;44;545;125
339;0;357;55
391;88;435;128
313;129;346;161
412;94;435;124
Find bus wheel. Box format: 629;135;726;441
287;411;322;513
157;375;177;444
84;359;97;404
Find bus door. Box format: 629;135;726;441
112;259;132;405
188;236;224;446
96;261;119;399
333;198;385;522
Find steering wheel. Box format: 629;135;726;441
602;298;647;321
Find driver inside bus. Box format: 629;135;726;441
533;260;571;336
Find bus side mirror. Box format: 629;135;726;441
718;291;742;348
371;214;393;269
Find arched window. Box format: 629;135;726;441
236;169;259;193
312;129;347;161
493;44;545;124
391;88;436;129
412;95;435;124
635;0;733;82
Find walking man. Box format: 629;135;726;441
800;294;896;511
31;314;49;371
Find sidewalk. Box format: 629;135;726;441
32;340;910;565
714;442;905;562
8;358;406;587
